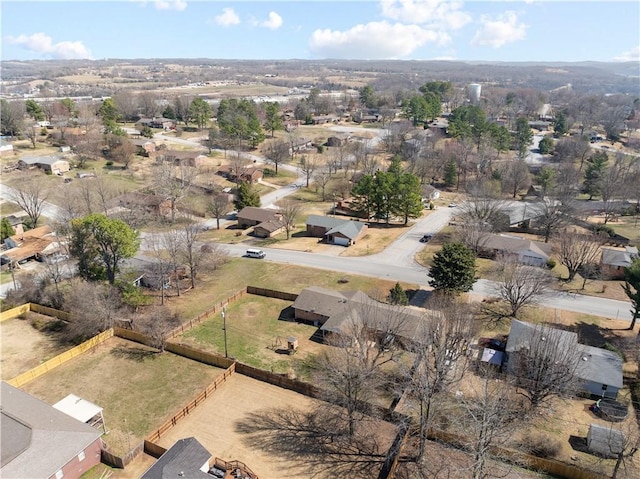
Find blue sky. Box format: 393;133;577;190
2;1;639;63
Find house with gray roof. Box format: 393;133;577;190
0;381;103;479
18;155;70;175
505;320;623;399
478;233;551;266
140;437;211;479
237;207;284;237
306;214;367;246
292;286;426;347
600;246;638;279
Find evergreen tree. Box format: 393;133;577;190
622;258;640;331
429;242;477;294
25;99;45;121
514;117;533;159
264;102;283;137
388;282;409;305
189;97;212;130
583;151;608;199
444;161;458;187
553;111;568;137
234;182;261;210
538;136;554;155
1;217;15;241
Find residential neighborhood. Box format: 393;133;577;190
1;28;640;479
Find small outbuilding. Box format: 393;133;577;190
587;424;624;458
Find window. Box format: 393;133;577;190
78;451;86;462
55;470;64;479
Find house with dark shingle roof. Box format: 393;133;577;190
140;437;211;479
478;233;551;266
600;246;638;279
505;320;623;399
306;214;367;246
0;381;103;479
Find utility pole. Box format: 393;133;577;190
221;306;228;358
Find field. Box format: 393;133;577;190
20;336;225;456
0;313;70;379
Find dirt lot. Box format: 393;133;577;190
20;337;225;456
0;314;70;380
146;373;396;479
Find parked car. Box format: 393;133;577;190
420;234;432;243
448;203;458;208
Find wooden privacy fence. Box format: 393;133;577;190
0;303;31;322
246;286;298;301
101;441;144;469
7;328;114;387
166;288;247;338
146;364;236;443
1;303;75;322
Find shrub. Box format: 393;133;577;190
263;168;276;177
316;145;325;154
602;342;624;359
519;433;562;458
594;224;615;237
105;160;114;167
546;259;556;270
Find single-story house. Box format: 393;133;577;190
136;117;175;130
292;286;426;347
289;137;314;156
310;114;339;124
237;207;281;229
478;233;551;266
0;138;15;157
0;381;103;479
587;424;624;458
130;139;157;156
422;185;440;201
306;214;367;246
333;198;368;219
504;320;623;399
156;149;208;168
326;133;351;147
18;155;70;175
1;225;60;266
107;192;172;218
600;246;638;280
500;202;545;228
253;218;285;238
217;165;263;184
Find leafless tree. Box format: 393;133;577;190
134;305;181;352
570;94;602;137
109;139;137;169
9;172;50;227
153;161;197;223
507;322;582;409
262;138;289;174
600;153;631;224
21;122;39;148
610;419;640;478
556;229;606;282
112;90;139;122
161;230;183;297
458;183;509;233
501;159;531;198
226;150;252;184
138;92;160;118
278;199;303;240
64;279;124;342
403;297;478;462
206;193;232;229
204;242;230;271
298;155;317;188
382;120;412;156
493;257;553;317
313;162;333;202
458;373;524;479
71;103;102;168
553;136;591;172
178;223;212;289
146;234;174;305
532;196;574;243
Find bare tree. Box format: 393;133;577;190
507;321;582;409
533;196;573;243
278;199;303;240
109;138;137;170
71;103;102;168
501;159;531;198
153;161;197;223
179;223;213;289
64;279;124;342
459;184;509;233
226;151;252;184
205;242;230;271
298;155;317;188
21;122;39;149
611;421;640;478
557;230;606;282
458;373;524;479
493;257;553;317
135;305;181;352
206;193;231;229
403;297;478;462
262;138;289;174
9;172;50;227
313;162;333;202
138;92;160;118
162;230;183;297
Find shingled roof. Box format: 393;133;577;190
141;437;211;479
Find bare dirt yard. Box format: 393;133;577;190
20;336;225;456
0;313;70;380
145;373;397;479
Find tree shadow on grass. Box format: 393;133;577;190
110;346;157;362
235;406;389;478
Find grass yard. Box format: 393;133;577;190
178;295;323;376
164;258;402;321
340;221;416;257
20;336;224;456
0;313;70;380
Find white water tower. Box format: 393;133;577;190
468;83;481;104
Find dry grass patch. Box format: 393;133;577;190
21;336;224;456
340;222;412;257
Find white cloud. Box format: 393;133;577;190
6;32;92;59
613;45;640;62
212;7;240;27
260;11;283;30
309;21;448;59
471;11;526;48
380;0;471;30
154;0;187;11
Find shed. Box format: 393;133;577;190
53;394;107;434
587;424;624;458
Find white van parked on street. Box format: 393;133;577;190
246;248;266;259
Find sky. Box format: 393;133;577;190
1;0;639;63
